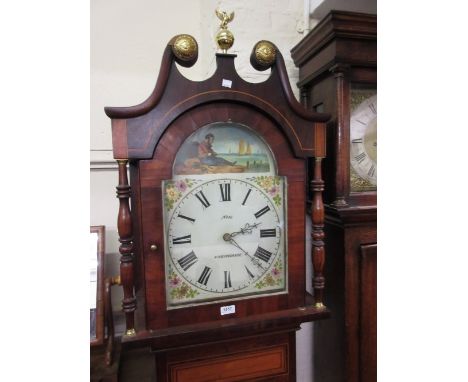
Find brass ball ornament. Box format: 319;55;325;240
255;41;277;66
216;29;235;53
171;34;198;67
250;40;277;71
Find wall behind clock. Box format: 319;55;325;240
91;1;376;380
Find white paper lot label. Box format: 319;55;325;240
220;305;235;316
222;79;232;88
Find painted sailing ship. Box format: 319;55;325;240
238;139;252;155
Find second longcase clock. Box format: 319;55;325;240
292;10;377;382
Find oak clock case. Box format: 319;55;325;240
105;33;330;382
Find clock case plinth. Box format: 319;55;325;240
105;36;330;381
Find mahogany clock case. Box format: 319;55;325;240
134;101;310;330
105;32;332;381
105;38;331;342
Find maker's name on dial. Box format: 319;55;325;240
214;253;242;259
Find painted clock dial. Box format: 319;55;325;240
350;92;377;191
162;122;287;308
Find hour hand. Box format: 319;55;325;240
230;222;262;237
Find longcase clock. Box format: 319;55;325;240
105;24;330;381
292;10;377;382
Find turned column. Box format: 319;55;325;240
330;63;350;206
311;157;326;308
116;159;136;335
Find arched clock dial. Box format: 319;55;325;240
163;177;286;307
350;94;377;189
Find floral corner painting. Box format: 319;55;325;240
173;122;276;177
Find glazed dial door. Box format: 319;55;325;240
163;177;286;308
350;92;377;191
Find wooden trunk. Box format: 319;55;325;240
105;35;331;381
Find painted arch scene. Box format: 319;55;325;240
172;122;276;177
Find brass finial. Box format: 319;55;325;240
215;9;235;53
251;40;277;71
172;34;198;63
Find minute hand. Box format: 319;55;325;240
228;237;265;271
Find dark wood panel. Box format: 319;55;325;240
170;345;287;381
360;243;377;382
156;330;295;382
314;211;376;382
344;224;376;382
